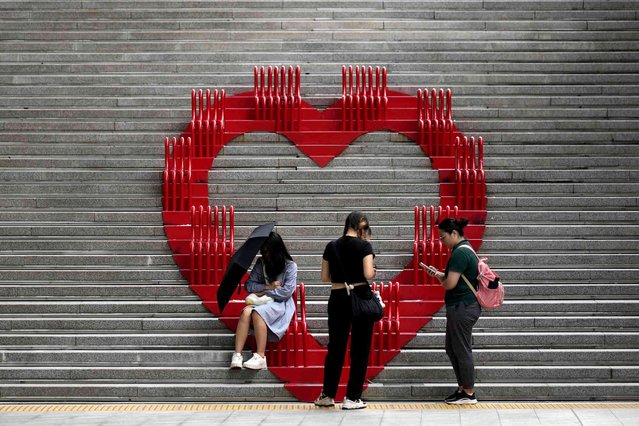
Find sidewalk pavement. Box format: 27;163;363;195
0;402;638;426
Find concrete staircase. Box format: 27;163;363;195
1;0;638;401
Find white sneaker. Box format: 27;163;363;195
342;398;367;410
242;353;267;370
229;352;243;369
314;392;335;407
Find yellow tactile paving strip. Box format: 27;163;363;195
0;402;638;412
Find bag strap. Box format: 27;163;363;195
456;244;479;294
461;273;479;296
456;243;480;260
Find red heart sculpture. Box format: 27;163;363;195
162;66;486;402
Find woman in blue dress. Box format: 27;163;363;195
230;232;298;370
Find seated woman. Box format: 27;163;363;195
230;231;298;370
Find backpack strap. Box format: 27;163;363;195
461;273;479;296
456;244;479;260
456;244;479;294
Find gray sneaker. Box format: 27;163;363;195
314;392;335;407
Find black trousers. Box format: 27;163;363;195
322;288;375;400
445;300;481;389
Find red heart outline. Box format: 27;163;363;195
162;67;486;402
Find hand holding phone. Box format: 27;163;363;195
419;262;439;277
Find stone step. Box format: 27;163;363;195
2;348;636;366
0;301;207;314
0;332;230;347
4;61;639;77
302;300;639;315
2;281;636;299
0;381;635;402
3;39;639;55
4;29;639;43
375;365;637;383
309;316;639;332
305;283;639;298
0;8;634;21
209;195;639;210
0;316;222;331
0;267;637;284
0;365;282;382
0;253;638;270
3;314;633;332
0;1;635;12
2;82;637;98
0;330;637;349
7;223;638;238
1;209;636;225
0;364;634;383
2;239;636;258
0;284;193;298
488;169;639;183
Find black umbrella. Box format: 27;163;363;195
217;222;275;313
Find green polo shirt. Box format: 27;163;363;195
444;240;479;307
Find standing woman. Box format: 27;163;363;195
422;218;480;404
230;232;297;370
314;211;376;410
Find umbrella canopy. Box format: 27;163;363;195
217;222;275;313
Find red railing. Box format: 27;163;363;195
254;65;301;131
188;88;225;158
413;205;460;286
342;65;387;131
417;88;454;157
455;136;486;211
189;205;234;286
370;281;401;366
163;136;192;211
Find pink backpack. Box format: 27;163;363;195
458;245;505;310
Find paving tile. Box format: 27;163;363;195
573;409;623;426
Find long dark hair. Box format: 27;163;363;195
438;218;469;236
260;231;293;279
342;211;370;237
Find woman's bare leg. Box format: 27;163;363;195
251;311;268;357
234;307;253;353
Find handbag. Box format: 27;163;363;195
245;293;274;305
331;241;383;322
349;286;384;321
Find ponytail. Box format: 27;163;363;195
342;211;370;237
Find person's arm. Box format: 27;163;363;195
321;259;331;283
363;254;376;280
438;270;460;290
264;262;297;301
244;259;267;294
422;256;462;290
